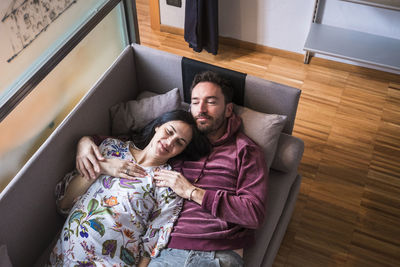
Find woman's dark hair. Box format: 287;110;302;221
190;70;234;104
132;110;210;161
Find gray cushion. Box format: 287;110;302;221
0;245;12;267
244;75;301;134
245;170;301;266
271;133;305;172
233;104;287;170
110;88;182;135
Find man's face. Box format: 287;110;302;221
190;82;232;140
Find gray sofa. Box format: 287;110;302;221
0;44;304;267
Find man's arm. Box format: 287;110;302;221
201;145;268;229
154;170;202;202
76;136;147;179
154;145;268;229
76;136;105;179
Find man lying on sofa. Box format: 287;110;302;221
76;71;268;267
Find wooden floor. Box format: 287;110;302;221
136;1;400;266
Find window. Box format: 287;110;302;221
0;0;138;192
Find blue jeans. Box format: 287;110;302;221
148;248;244;267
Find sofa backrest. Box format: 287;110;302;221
133;44;184;98
131;44;301;135
244;75;301;134
0;46;139;267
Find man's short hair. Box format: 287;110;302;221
190;71;234;103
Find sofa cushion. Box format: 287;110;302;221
244;170;300;266
244;75;301;135
233;104;287;170
110;88;182;135
0;245;12;267
271;133;304;173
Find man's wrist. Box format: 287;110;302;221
187;186;204;205
188;187;198;201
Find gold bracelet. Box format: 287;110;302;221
188;187;198;201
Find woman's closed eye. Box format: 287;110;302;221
166;128;173;135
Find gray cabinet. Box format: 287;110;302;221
303;0;400;71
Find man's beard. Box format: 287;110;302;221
195;113;225;135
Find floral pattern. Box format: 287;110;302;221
48;138;183;266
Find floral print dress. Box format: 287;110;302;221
48;138;183;267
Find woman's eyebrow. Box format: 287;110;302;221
170;125;188;144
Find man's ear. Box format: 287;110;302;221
225;102;233;118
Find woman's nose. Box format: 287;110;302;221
166;136;176;147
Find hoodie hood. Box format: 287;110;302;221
211;112;242;147
170;112;242;169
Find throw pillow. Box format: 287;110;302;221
0;245;12;267
233;104;287;170
110;88;182;135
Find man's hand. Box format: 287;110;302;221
154;169;204;204
76;136;104;179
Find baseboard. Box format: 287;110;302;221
160;25;184;35
158;25;303;61
158;25;400;82
218;36;304;62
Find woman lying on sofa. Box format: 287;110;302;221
48;110;210;267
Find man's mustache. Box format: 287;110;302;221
195;113;212;120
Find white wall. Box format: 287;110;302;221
322;0;400;39
318;0;400;74
159;0;400;73
159;0;186;27
219;0;315;54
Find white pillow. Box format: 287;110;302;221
233;104;287;170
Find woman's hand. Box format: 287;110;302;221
154;169;204;204
100;158;147;179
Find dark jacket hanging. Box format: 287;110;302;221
184;0;218;55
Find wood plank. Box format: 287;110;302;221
135;1;400;266
148;0;160;31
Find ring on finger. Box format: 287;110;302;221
125;168;130;175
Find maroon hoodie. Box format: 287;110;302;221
168;112;268;251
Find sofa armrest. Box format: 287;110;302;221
271;133;304;173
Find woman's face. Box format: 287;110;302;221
150;120;193;160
